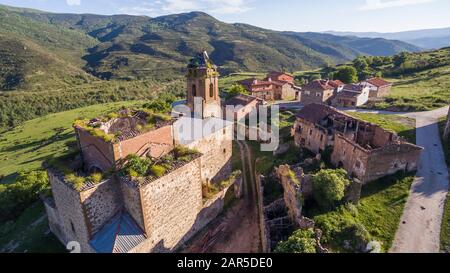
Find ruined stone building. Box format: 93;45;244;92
238;72;300;101
292;104;423;183
444;106;450;138
43;52;239;253
300;79;344;105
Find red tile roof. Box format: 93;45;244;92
328;80;345;88
303;80;335;91
366;78;392;87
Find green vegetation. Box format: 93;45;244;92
203;170;242;201
0;171;49;222
225;84;250;100
312;169;351;210
345;112;416;143
275;229;317;253
334;66;358;83
311;173;415;252
438;117;450;253
0;101;144;182
0;202;66;253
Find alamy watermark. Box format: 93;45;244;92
172;97;280;152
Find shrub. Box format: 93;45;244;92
89;173;103;184
275;229;317;253
312;169;351;209
65;173;86;191
150;165;166;178
0;171;50;221
174;145;198;158
123;154;151;177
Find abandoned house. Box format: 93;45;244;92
43;52;241;253
332;84;370;108
300;80;343;105
238;72;301;101
292;103;423;183
359;77;393;98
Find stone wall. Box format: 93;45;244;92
276;165;303;228
137;157;204;252
444;106;450;138
115;125;174;161
43;197;66;245
293;119;330;154
184;123;233;184
47;170;95;253
77;128;115;172
80;178;122;236
331;134;422;183
120;179;145;231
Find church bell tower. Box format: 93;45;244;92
186;51;221;119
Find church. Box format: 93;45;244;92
42;52;241;253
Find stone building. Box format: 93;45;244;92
333;84;370;108
300;80;343;105
292;104;423;183
359;77;392;98
44;52;239;253
238;72;300;101
445;106;450;138
225;94;263;121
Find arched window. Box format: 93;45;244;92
209;83;214;98
192;84;197;97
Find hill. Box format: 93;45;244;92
1;4;421;82
327;27;450;50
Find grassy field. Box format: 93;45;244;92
438;118;450;253
219;72;265;91
312;173;414;252
346;112;416;143
0;202;66;253
0;100;145;183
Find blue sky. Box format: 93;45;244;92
1;0;450;32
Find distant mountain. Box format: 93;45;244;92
0;4;421;90
326;27;450;49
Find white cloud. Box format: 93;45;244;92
119;0;252;16
359;0;435;10
66;0;81;6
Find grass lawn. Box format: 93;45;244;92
346;112;416;143
0;202;66;253
438;117;450;253
312;173;415;253
219;72;265;91
373;66;450;111
0;100;144;183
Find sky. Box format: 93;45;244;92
1;0;450;33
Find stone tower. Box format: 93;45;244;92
186;51;221;119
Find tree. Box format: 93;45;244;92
393;52;409;67
353;57;369;72
335;66;358;84
226;84;249;100
312;169;351;209
275;229;317;253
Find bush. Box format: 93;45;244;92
312;169;351;209
123;154;151;177
65;173;86;190
275;229;317;253
335;66;358;83
150;165;166;178
0;171;50;221
89;173;103;184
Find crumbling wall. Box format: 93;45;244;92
116;125;174;160
120;178;145;232
43;197;66;244
47;170;95;253
293;119;329;154
80;178;122;236
445;107;450;138
76;128;115;172
137;157;204;252
276;165;303;227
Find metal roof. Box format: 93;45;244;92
90;211;146;253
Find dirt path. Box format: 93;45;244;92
182;141;261;253
390;110;449;253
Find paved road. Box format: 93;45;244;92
347;106;449;253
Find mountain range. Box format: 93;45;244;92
327;27;450;50
0;4;421;91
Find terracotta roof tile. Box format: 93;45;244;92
366;77;392;87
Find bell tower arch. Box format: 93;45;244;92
186;51;221;119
